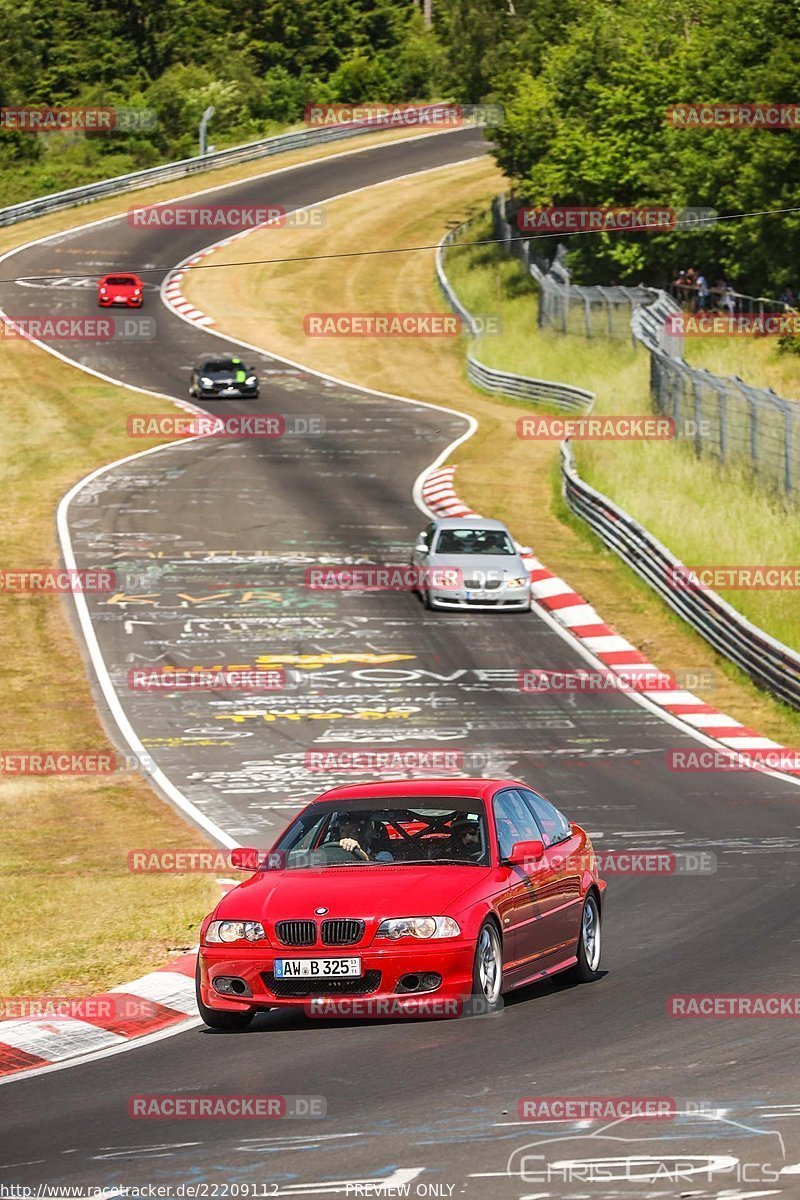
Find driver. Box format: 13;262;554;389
336;813;374;861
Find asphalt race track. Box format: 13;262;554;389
2;128;800;1196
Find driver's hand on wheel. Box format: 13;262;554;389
340;837;369;860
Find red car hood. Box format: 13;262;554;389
217;864;488;922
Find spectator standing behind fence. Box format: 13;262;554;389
672;269;688;305
716;278;736;315
694;271;710;311
779;284;797;310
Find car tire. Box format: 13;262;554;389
423;588;434;610
471;920;503;1012
562;892;602;984
195;960;254;1031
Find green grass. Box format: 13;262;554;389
447;215;800;653
683;327;800;401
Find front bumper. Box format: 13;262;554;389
198;940;474;1018
429;585;531;611
197;384;259;399
98;295;142;307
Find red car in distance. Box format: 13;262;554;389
196;778;606;1029
97;272;144;307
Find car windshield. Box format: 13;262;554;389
204;360;239;373
267;800;490;869
435;528;515;555
106;276;137;286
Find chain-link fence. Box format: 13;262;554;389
493;193;800;501
649;353;800;495
492;196;651;339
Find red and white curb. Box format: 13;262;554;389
163;221;279;327
163;250;218;326
420;466;792;762
0;882;240;1079
0;951;198;1078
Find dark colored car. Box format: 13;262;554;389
190;357;259;399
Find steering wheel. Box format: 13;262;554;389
318;842;364;863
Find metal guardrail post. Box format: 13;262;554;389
561;440;800;709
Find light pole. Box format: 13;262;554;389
199;106;215;156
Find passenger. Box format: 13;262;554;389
448;818;484;861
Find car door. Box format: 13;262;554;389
492;787;555;975
518;788;583;953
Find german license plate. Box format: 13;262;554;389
274;957;362;978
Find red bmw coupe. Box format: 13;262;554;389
196;778;606;1029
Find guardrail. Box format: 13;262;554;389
466;354;594;413
0;111;445;228
561;440;800;710
436;224;594;413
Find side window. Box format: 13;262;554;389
520;789;572;847
493;789;543;859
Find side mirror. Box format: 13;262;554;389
505;839;545;868
229;846;261;871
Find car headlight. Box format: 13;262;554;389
200;376;213;387
506;576;529;588
375;916;460;940
245;375;257;386
205;920;266;944
99;287;107;294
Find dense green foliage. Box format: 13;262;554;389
0;0;446;205
1;0;798;298
484;0;800;294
